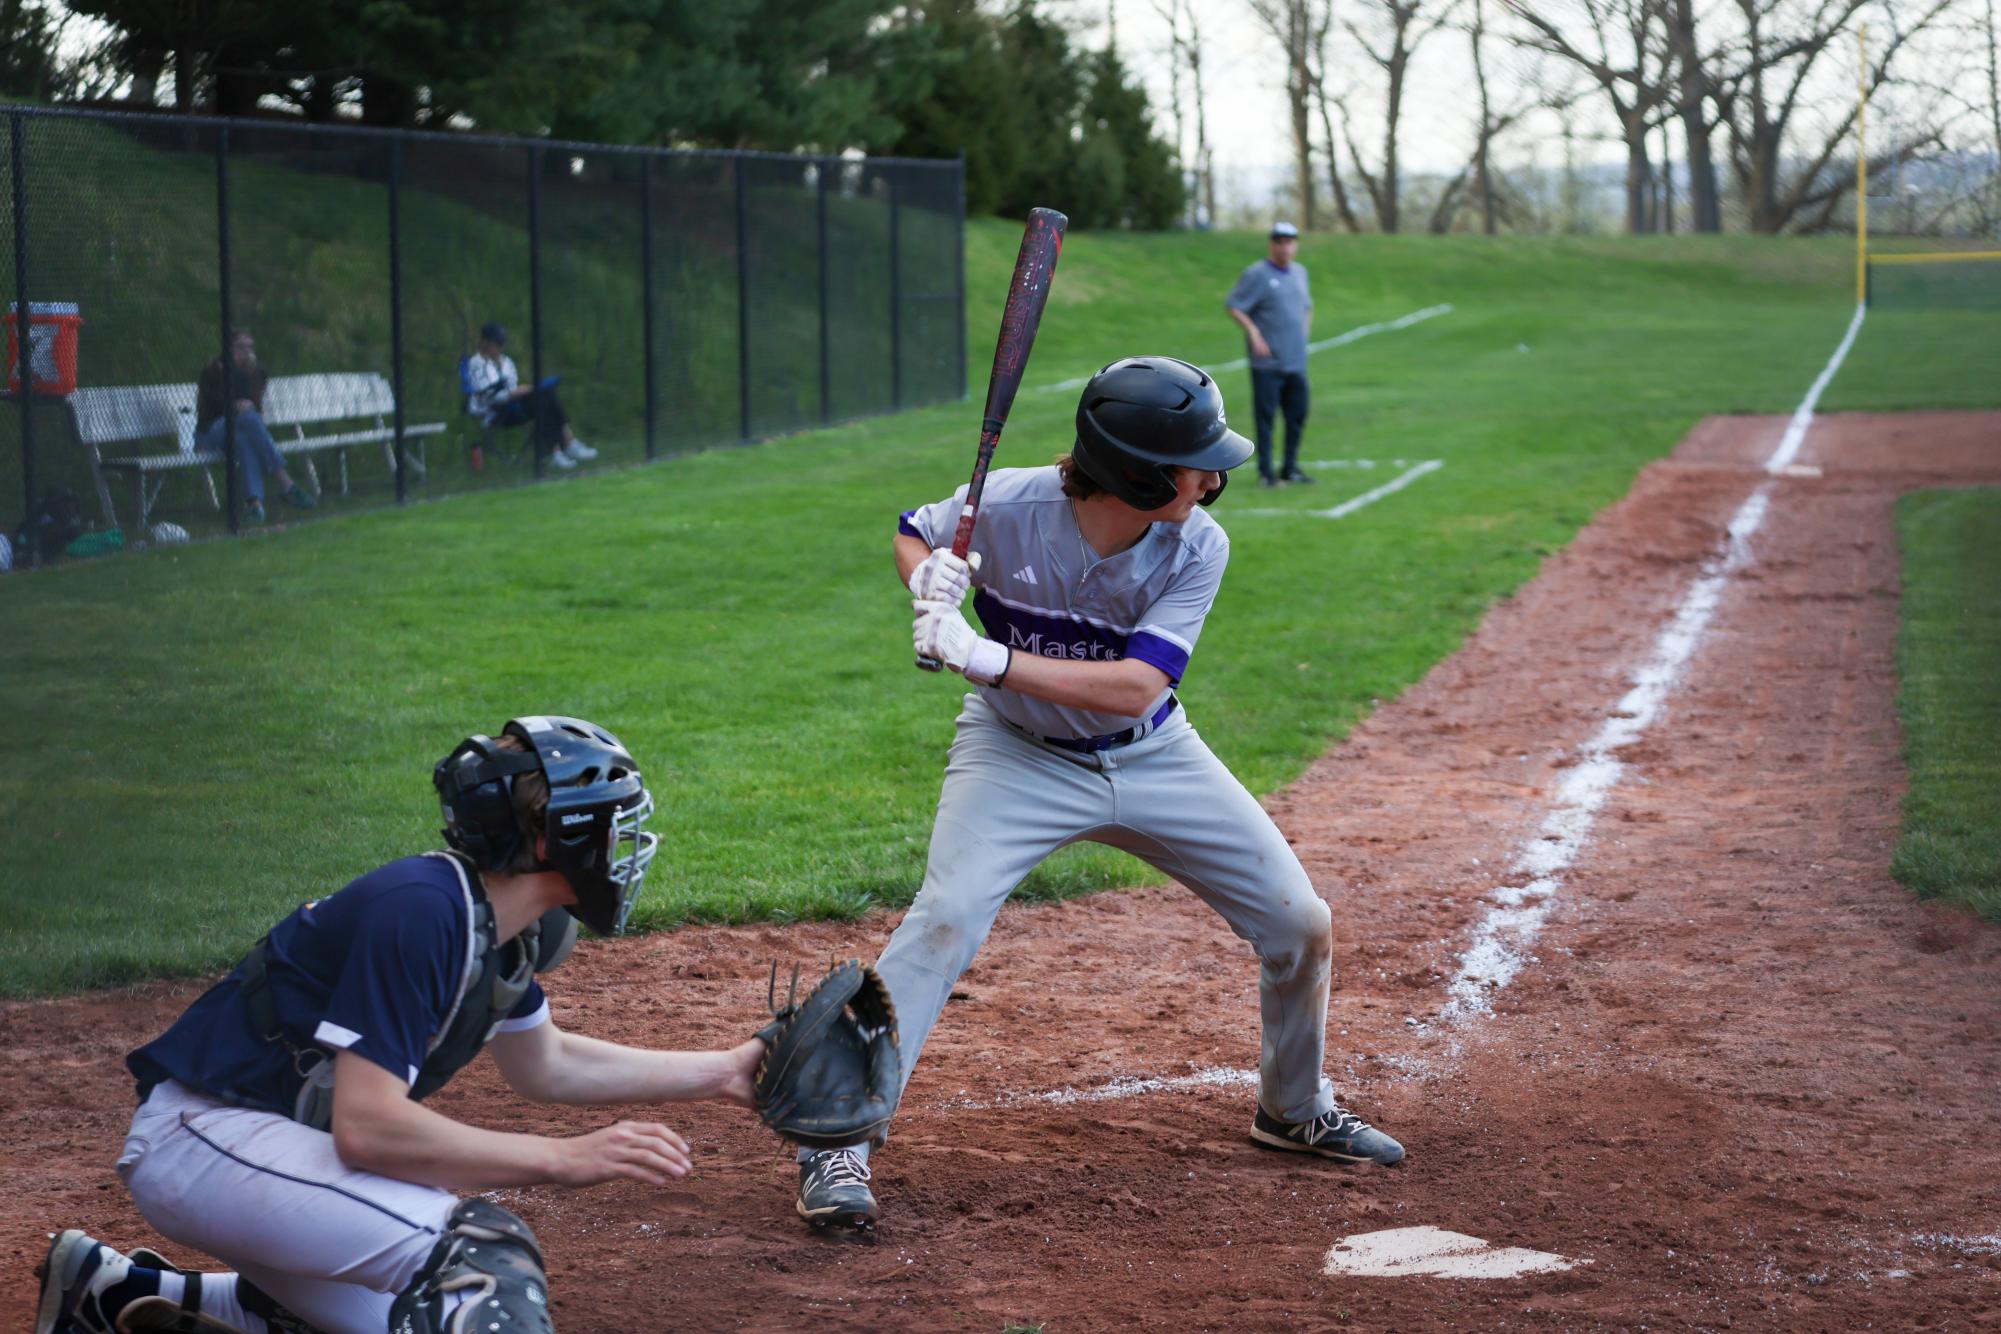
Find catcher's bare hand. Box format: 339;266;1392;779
554;1120;691;1187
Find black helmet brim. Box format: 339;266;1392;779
1186;424;1256;475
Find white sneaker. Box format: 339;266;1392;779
564;439;598;461
548;448;578;470
36;1230;133;1334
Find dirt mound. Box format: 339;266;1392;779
5;412;1999;1330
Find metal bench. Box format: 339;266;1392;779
70;372;445;530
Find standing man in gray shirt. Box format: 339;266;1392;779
1225;220;1315;487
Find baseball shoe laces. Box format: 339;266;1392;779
1251;1102;1406;1166
798;1147;878;1230
820;1148;872;1189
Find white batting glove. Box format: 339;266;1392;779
908;548;981;604
913;598;1011;684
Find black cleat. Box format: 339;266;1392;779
1280;468;1315;485
1251;1103;1404;1166
797;1149;878;1230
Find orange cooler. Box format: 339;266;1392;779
5;301;83;394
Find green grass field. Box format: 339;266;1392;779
1892;488;2001;920
2;220;1996;998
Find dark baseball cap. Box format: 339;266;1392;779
480;321;508;345
1270;221;1300;239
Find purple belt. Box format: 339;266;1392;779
1022;696;1179;753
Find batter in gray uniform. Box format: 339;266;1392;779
795;356;1404;1231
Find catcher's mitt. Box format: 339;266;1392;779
753;959;902;1150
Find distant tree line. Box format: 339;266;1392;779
0;0;1185;229
1232;0;1998;235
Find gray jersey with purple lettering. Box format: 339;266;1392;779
899;465;1228;740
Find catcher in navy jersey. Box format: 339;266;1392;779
36;716;765;1334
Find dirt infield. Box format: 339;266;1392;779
5;411;1999;1331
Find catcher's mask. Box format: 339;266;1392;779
1072;356;1255;510
433;715;661;936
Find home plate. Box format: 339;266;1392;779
1323;1226;1587;1279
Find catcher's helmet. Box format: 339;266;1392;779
434;715;660;936
1072;356;1254;510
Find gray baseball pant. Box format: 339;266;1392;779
824;693;1336;1163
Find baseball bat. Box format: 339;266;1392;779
917;206;1068;671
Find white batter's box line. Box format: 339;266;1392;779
1237;459;1444;520
943;1065;1260;1111
1299;458;1414;469
1036;303;1455;394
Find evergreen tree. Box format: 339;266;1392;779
1076;44;1184;228
49;0;1187;227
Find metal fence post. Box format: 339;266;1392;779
10;112;34;565
887;166;902;413
527;145;546;478
387;135;408;504
734;159;751;443
816;157;831;425
217;124;239;534
954;154;968;402
639;153;657;460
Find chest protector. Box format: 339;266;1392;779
238;851;576;1130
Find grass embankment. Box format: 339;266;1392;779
1892;488;2001;920
2;222;1997;997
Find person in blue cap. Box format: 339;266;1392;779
1224;221;1316;487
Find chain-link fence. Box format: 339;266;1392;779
0;105;965;568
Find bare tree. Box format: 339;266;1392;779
1154;1;1188;167
1248;0;1325;227
1668;0;1723;229
1427;70;1578;229
1471;0;1503;230
1188;4;1219;226
1155;0;1219;226
1339;0;1463;231
1714;0;1956;232
1305;0;1366;229
1504;0;1679;233
1989;0;2001;171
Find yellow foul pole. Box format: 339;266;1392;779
1856;25;1869;304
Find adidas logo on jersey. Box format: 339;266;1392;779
1013;564;1038;585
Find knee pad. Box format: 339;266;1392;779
390;1200;554;1334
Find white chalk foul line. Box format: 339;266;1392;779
1439;304;1866;1022
1038;303;1454;394
1766;304;1867;474
1238;459;1443;520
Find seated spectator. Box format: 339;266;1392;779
197;329;315;524
462;322;597;470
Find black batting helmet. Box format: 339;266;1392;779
1072;356;1254;510
434;715;660;936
